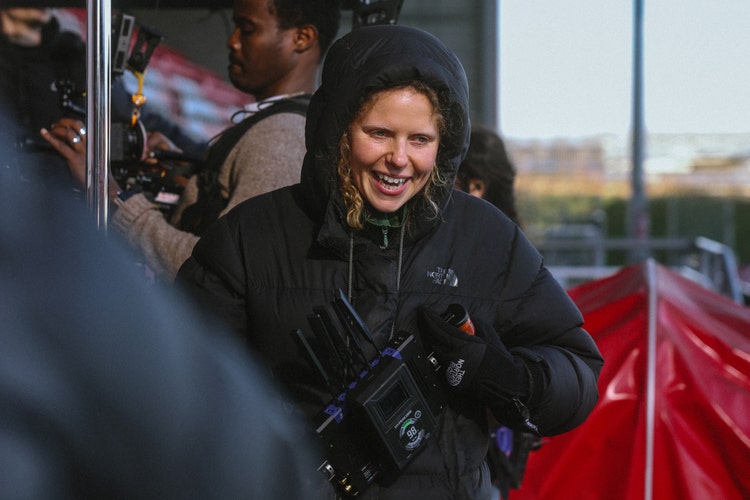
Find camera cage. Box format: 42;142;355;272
294;290;445;497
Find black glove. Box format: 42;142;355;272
418;306;535;422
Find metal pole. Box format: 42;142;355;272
477;0;498;130
629;0;649;263
494;0;502;133
86;0;112;231
644;258;657;500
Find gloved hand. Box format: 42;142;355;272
418;306;533;413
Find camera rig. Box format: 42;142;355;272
294;290;445;497
343;0;404;29
46;12;162;164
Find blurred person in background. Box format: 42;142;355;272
455;125;520;226
0;7;86;188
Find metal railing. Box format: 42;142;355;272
537;235;747;305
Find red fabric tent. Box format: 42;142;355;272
511;260;750;500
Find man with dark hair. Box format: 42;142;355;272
43;0;342;283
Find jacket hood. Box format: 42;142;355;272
300;24;471;224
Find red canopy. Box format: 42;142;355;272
511;260;750;500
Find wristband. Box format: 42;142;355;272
118;189;137;202
112;189;136;208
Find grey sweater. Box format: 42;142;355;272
111;112;306;282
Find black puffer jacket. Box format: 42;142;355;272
178;25;602;500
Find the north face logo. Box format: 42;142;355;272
445;359;466;386
427;266;458;287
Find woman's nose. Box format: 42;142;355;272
388;140;409;167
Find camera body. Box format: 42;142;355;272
296;291;446;497
315;331;445;496
111;120;148;164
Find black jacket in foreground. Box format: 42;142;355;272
0;161;318;500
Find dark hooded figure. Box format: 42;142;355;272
177;25;603;499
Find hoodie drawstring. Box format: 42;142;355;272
347;227;405;341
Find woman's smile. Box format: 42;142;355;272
372;172;409;194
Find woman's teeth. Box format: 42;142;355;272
376;173;406;189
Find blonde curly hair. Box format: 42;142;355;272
337;81;449;230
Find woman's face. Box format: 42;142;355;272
348;87;440;214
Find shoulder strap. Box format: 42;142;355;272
202;94;311;175
179;94;311;236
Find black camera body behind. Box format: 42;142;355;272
296;291;446;497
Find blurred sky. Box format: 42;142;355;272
499;0;750;139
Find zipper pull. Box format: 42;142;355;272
513;397;541;436
380;227;389;249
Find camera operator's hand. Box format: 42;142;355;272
418;306;535;414
40;118;87;189
145;130;181;164
41;118;124;200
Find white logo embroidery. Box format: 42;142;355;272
445;358;466;386
427;266;459;287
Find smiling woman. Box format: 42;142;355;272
176;24;602;499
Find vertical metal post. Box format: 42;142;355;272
86;0;112;231
477;0;498;130
644;258;657;500
629;0;648;262
494;0;502;133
